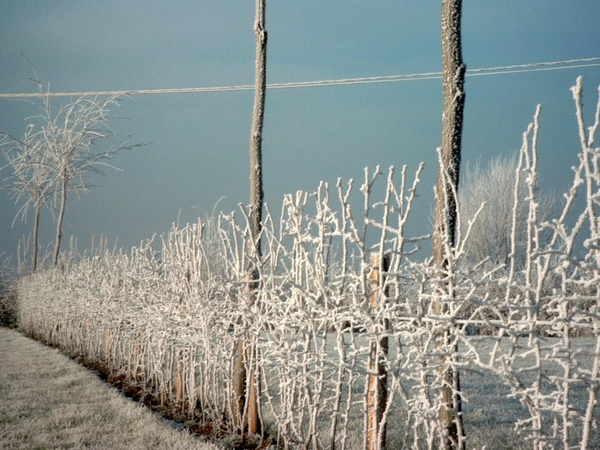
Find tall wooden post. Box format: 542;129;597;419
249;0;267;245
247;0;266;436
233;271;261;436
245;270;261;435
365;254;390;450
433;1;466;448
233;340;247;431
234;0;267;437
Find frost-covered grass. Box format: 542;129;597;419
1;325;594;450
0;328;219;450
11;79;600;449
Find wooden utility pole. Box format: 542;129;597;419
433;1;466;449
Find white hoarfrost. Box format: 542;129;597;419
14;80;600;450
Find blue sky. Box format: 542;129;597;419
1;1;600;264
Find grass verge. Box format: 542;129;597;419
0;327;221;450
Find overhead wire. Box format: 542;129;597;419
0;57;599;99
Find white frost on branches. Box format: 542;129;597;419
14;80;600;450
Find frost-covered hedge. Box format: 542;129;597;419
0;266;17;328
16;79;600;450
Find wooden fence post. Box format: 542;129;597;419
366;253;390;450
233;340;247;432
246;270;261;436
104;329;111;364
247;344;260;435
233;270;261;437
176;354;183;405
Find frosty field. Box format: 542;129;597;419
0;327;219;450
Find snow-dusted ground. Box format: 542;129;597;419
0;328;219;450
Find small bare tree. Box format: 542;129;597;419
44;93;133;267
8;71;139;268
459;153;558;271
1;124;53;272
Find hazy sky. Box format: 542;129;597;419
1;1;600;265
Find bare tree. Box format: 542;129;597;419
11;73;139;268
1;124;53;272
43;95;135;267
432;0;466;448
459;153;558;271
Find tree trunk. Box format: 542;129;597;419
53;178;67;267
32;201;41;272
433;1;466;448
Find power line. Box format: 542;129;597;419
0;57;599;99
